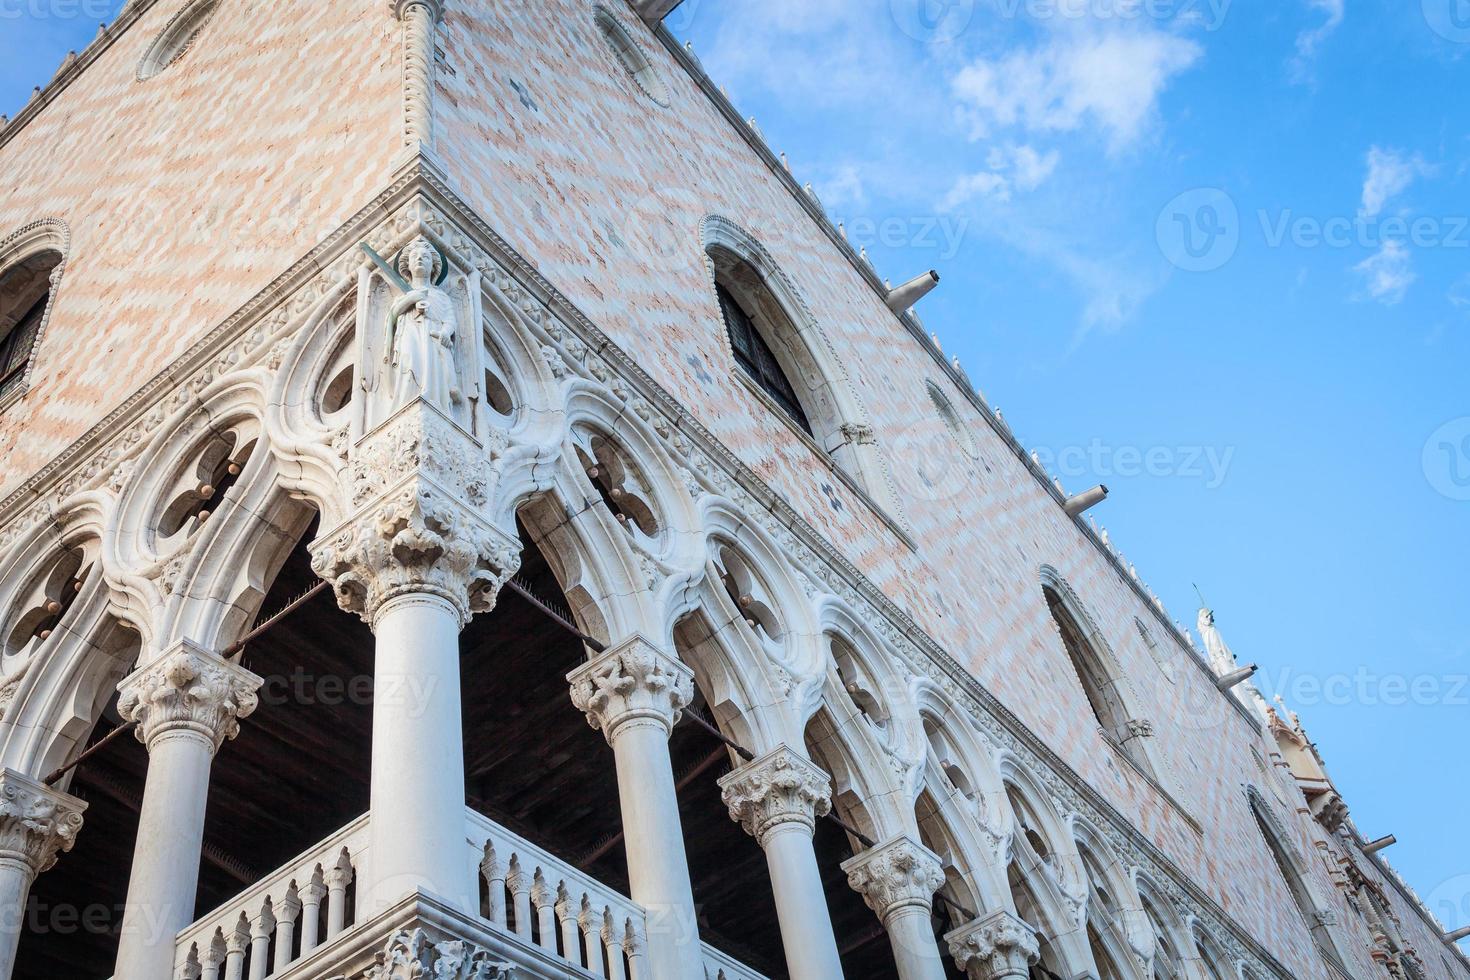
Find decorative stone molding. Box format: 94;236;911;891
311;400;520;627
0;176;1336;980
566;634;693;743
363;926;513;979
116;641;262;753
390;0;446;148
841;834;945;925
718;745;831;846
0;769;85;877
946;910;1040;980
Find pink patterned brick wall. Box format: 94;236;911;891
431;3;1460;976
0;0;404;492
0;1;1457;976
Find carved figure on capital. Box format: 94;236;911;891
356;234;485;437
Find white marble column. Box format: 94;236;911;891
366;590;470;912
719;745;845;980
568;635;703;978
843;834;948;980
0;770;86;979
310;400;521;919
946;910;1040;980
113;641;262;980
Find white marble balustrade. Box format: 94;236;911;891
174;814;368;980
700;941;769;980
165;809;767;980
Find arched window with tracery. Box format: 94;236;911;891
1043;582;1157;780
716;282;812;434
1246;789;1350;973
702;219;908;530
0;234;63;403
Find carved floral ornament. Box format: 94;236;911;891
567;635;693;742
363;927;513;980
0;188;1292;979
116;642;262;752
842;834;946;922
0;769;85;875
946;910;1040;979
718;745;832;845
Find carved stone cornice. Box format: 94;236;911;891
841;834;945;925
0;769;85;877
365;926;512;980
310;400;519;628
946;910;1040;980
718;745;831;846
116;641;262;753
566;635;694;743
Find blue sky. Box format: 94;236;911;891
3;0;1467;937
662;0;1469;930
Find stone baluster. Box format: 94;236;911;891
580;895;607;976
112;641;262;980
719;744;845;980
602;908;627;980
299;873;326;953
624;920;648;980
843;834;948;980
224;915;250;980
200;935;226;980
555;883;580;964
533;873;558;953
324;850;352;938
507;856;533;940
568;635;704;977
272;887;301;974
0;769;86;979
946;910;1041;980
480;842;507;928
311;399;519;917
247;899;274;980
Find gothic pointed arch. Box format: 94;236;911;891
700;216;907;529
0;218;69;407
1244;786;1351;974
1040;567;1164;784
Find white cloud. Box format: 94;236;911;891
1008;144;1062;190
951;31;1202;152
817;164;868;210
1360;146;1433;218
940;171;1014;209
941;145;1060;210
1291;0;1344;80
1353;241;1415;305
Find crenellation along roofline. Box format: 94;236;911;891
649;21;1256;729
0;0;166;153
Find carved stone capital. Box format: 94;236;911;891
365;927;513;980
841;834;945;924
567;635;693;743
946;910;1040;980
0;769;86;878
311;401;519;628
718;745;831;846
1124;718;1155;740
390;0;445;20
116;641;262;753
